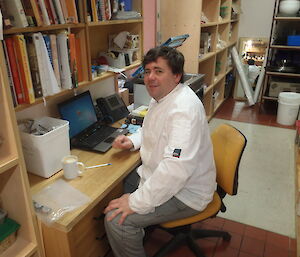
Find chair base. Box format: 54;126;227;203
152;226;231;257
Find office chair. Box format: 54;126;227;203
152;123;247;257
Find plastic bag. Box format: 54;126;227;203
32;179;90;226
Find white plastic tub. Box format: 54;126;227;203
19;117;70;178
277;92;300;125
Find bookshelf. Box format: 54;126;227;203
2;0;144;112
261;0;300;104
0;0;143;256
157;0;240;120
0;43;40;256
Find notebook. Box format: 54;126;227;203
58;91;128;153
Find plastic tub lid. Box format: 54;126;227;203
278;92;300;105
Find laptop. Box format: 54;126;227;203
58;91;128;153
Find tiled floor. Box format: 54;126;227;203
144;98;297;257
214;98;295;130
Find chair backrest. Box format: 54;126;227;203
211;124;247;196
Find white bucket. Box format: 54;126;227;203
277;92;300;125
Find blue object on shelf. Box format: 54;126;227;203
287;35;300;46
121;0;132;11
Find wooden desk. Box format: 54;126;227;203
29;147;141;257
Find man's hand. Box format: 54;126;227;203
112;135;133;150
103;194;135;225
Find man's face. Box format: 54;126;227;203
144;57;181;101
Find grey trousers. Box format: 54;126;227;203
104;171;199;257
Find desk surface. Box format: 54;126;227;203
28;147;141;232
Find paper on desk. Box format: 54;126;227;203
32;179;90;225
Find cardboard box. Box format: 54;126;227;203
269;81;300;97
19;117;70;178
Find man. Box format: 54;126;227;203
104;46;216;257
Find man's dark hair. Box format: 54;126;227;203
142;46;185;82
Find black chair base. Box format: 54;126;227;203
152;226;231;257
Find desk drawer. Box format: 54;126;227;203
69;183;123;257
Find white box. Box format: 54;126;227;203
19;117;70;178
269;81;300;97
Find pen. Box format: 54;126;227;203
86;163;112;169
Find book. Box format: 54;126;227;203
75;36;83;82
91;0;98;22
59;0;69;23
5;0;29;28
28;0;44;26
48;0;59;24
13;34;35;104
43;0;56;24
65;0;78;23
37;0;51;25
3;37;25;104
43;34;53;67
21;0;39;26
52;0;65;24
3;41;18;106
32;32;60;96
49;34;61;88
57;32;72;89
68;33;78;87
26;36;43;98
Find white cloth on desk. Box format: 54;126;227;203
128;83;216;215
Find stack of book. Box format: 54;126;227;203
3;31;83;106
0;0;79;28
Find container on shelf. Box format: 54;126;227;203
277;92;300;125
287;35;300;46
19;117;70;178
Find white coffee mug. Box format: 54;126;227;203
62;155;85;180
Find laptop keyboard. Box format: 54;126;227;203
79;125;117;147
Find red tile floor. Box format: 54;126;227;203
144;98;297;257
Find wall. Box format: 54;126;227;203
143;0;156;53
238;0;275;39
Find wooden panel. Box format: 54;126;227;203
158;0;202;73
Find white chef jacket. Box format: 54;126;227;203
128;83;216;215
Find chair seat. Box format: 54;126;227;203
161;192;221;228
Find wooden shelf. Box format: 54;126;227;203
0;156;18;175
262;95;278;101
270;45;300;50
87;18;143;27
4;23;86;35
266;71;300;77
1;239;37;257
199;52;216;62
201;22;218;27
274;16;300;21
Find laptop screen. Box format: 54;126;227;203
58;91;98;138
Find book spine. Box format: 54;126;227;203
59;0;69;23
75;36;83;82
43;34;53;67
57;32;72;89
48;0;59;24
37;0;51;25
44;0;56;24
29;0;44;26
52;0;66;24
4;37;25;104
26;36;43;98
68;33;78;87
5;0;29;28
49;34;61;87
13;35;35;104
91;0;98;22
3;41;18;106
65;0;78;23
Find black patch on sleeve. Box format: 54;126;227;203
172;148;182;158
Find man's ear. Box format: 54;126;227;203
174;73;181;84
